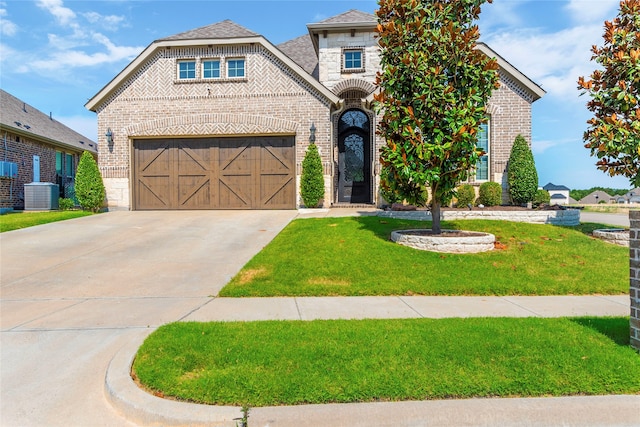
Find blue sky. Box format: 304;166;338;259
0;0;632;190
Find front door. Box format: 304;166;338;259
338;109;371;203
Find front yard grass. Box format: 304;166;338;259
219;217;627;297
0;210;93;232
133;317;640;407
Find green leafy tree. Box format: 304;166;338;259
533;189;550;207
507;134;539;205
75;151;105;212
578;0;640;187
300;143;325;208
375;0;499;233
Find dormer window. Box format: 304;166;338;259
342;48;364;73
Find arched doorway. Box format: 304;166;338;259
337;109;371;203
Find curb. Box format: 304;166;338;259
105;336;640;427
104;337;242;427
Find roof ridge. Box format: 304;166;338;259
159;19;259;41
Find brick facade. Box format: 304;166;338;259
630;210;640;351
91;16;540;210
0;130;77;210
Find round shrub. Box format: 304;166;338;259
533;189;550;207
508;135;539;205
455;184;476;207
75;151;105;212
478;182;503;206
58;198;75;211
300;143;325;208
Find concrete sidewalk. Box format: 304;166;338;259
182;295;631;322
104;294;637;427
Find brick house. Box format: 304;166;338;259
86;10;544;210
0;89;98;212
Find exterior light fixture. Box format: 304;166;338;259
105;128;114;152
309;123;316;143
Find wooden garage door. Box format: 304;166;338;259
133;136;295;210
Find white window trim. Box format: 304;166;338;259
177;59;197;80
475;120;490;182
202;58;222;80
226;58;246;79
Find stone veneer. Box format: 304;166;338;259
378;209;580;226
630;210;639;351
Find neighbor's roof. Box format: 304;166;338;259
550;193;567;199
1;89;97;153
543;183;571;191
86;19;340;111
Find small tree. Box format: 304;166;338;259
578;0;640;187
375;0;499;233
75;151;105;212
507;134;538;205
533;189;550;207
300;143;325;208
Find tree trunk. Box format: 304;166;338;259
431;199;442;234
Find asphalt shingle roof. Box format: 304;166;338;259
1;89;97;153
277;34;319;78
159;20;259;41
543;182;570;191
317;9;376;24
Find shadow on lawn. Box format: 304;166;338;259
570;317;631;347
350;216;468;242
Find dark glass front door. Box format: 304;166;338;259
338;110;371;203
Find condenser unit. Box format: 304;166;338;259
0;161;17;178
24;182;59;211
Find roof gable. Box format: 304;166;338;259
159;20;258;41
317;9;376;24
1;89;97;153
277;34;319;79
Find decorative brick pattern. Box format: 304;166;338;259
630;210;640;351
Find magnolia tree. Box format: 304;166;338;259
375;0;499;233
578;0;640;187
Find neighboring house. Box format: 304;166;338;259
85;10;545;211
579;190;614;205
543;183;570;205
623;188;640;204
0;89;98;211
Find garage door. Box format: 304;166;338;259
133;136;295;210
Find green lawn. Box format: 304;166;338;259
219;217;628;297
0;210;93;232
133;317;640;407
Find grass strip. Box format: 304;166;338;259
133;317;640;407
0;210;93;232
220;217;627;297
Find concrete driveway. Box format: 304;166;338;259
0;210;296;426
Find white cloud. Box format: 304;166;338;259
484;23;604;103
82;11;126;30
0;5;18;36
36;0;76;27
564;0;618;24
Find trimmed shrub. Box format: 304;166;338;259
58;198;75;211
508;135;539;205
300;143;325;208
455;184;476;207
533;189;550;207
75;151;105;212
478;182;503;206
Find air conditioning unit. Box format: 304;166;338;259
24;182;59;211
0;161;18;178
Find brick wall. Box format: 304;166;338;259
96;38;536;210
630;210;640;351
0;131;71;209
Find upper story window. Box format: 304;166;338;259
227;59;245;78
475;121;489;181
202;60;221;79
342;48;364;72
178;60;196;80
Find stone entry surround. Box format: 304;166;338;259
630;210;639;351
